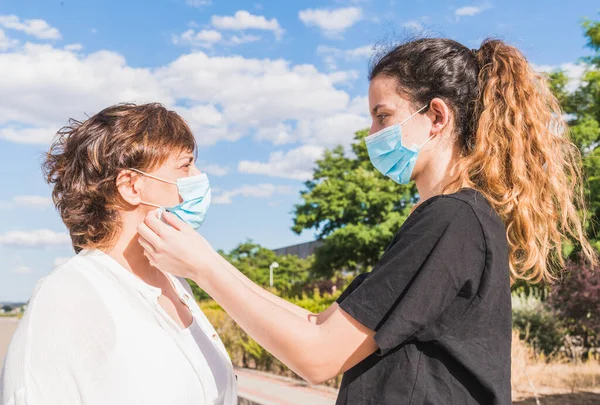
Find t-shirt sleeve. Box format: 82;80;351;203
337;273;370;304
338;197;486;354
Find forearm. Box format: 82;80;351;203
214;254;315;321
194;257;333;382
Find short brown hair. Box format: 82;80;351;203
43;103;196;253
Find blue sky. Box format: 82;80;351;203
0;0;597;301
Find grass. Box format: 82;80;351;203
512;331;600;403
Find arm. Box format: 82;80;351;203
196;256;377;384
138;211;378;383
214;253;318;322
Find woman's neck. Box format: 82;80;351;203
103;216;164;288
415;143;466;203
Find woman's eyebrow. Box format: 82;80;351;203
372;103;393;115
178;155;194;163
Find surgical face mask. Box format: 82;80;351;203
130;168;211;230
365;104;432;184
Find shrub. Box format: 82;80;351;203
512;294;565;357
547;259;600;356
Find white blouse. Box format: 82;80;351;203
0;249;237;405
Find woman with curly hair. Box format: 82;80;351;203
1;103;237;405
137;38;597;405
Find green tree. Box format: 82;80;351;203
186;241;313;301
543;18;600;257
292;130;417;277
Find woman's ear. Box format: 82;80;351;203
428;97;451;136
116;169;143;206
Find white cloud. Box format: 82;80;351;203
173;29;222;48
175;104;238;145
12;195;53;208
186;0;212;7
317;45;373;69
256;123;297;145
229;34;261;45
533;62;586;93
0;43;173;144
211;11;284;40
64;43;83;52
402;20;423;30
455;6;482;17
327;70;359;85
173;30;261;48
238;145;325;181
0;195;53;209
0;15;61;40
156;52;353;138
0;229;70;248
299;7;363;38
345;46;373;58
247;99;370;179
0;29;19;50
298;113;371;147
254;110;369;148
53;257;71;267
213;184;294;205
11;266;32;275
0;125;61;144
0;34;369;176
347;95;369;116
455;4;491;19
203;164;229;176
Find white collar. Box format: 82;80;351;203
78;248;164;298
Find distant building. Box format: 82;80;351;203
273;240;323;259
0;302;27;315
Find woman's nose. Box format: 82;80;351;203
190;165;201;176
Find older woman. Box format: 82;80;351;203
1;103;236;405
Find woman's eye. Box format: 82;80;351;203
378;115;388;124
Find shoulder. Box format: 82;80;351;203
388;189;488;258
27;254;102;308
2;256;117;403
403;190;483;233
417;189;482;217
18;254;116;342
3;255;117;394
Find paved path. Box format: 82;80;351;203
0;317;19;366
0;318;336;404
236;368;337;405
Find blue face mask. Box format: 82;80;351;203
365;104;432;184
130;168;211;230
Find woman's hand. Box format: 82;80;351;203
137;210;219;280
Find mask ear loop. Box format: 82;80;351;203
128;168;177;208
399;104;430;125
400;104;436;150
128;168;177;185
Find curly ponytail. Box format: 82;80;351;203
370;38;597;283
462;39;596;283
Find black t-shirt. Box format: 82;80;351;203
336;188;512;405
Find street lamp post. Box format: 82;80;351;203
269;262;279;288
